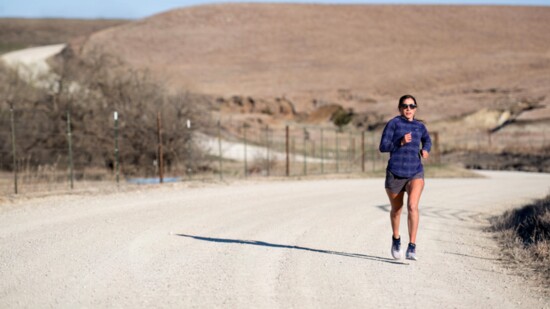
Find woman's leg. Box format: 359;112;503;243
406;178;424;244
386;189;405;238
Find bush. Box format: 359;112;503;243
331;107;354;130
0;47;210;176
491;196;550;246
489;195;550;289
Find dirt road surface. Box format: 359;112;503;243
1;44;65;78
1;171;549;308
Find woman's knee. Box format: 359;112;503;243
407;203;418;213
391;205;403;216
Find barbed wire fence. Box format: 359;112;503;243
1;107;549;196
212;118;389;178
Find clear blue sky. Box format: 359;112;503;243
1;0;549;19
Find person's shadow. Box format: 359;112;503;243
176;234;408;265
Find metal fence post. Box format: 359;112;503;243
186;119;193;181
217;120;222;181
361;130;365;172
286;125;289;177
432;131;440;164
303;128;307;176
543;127;547;149
10;107;18;194
266;125;270;177
372;131;376;172
335;129;339;173
243;123;248;178
320;128;324;174
348;130;353;172
114;111;119;185
66;111;74;189
157;112;164;184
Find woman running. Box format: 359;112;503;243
379;94;431;260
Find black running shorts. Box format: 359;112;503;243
385;169;424;194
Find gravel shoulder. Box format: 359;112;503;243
1;170;550;307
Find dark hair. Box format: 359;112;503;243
398;94;417;108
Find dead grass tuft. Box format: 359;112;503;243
489;195;550;292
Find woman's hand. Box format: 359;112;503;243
421;150;429;159
401;132;412;146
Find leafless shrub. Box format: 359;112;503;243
248;154;277;176
0;46;210;177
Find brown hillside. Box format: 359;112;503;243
76;4;550;122
0;18;127;54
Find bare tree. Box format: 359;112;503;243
0;47;210;178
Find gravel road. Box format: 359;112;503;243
1;171;549;308
1;44;65;81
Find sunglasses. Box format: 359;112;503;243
399;103;417;110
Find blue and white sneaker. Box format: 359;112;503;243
391;236;402;260
406;243;417;260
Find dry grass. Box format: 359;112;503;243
489;195;550;293
0;162;477;200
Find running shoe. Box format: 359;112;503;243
406;243;417;261
391;236;402;260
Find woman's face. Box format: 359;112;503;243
399;97;417;121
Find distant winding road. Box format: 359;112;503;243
1;44;65;80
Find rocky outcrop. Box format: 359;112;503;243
216;95;297;118
490;96;545;132
433;96;546;133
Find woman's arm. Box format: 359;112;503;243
421;125;432;158
379;120;400;153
